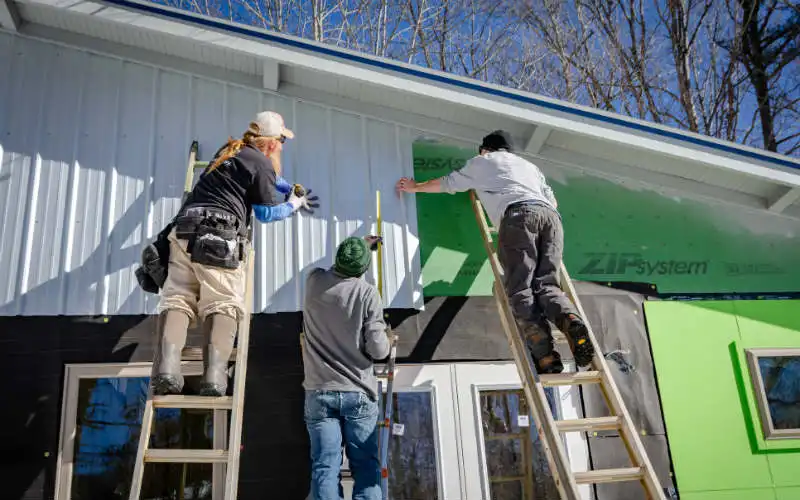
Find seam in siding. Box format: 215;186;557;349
98;57;124;315
140;67;159;314
18;42;53;314
58;47;92;315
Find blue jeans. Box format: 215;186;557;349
304;390;381;500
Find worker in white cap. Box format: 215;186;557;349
152;111;319;397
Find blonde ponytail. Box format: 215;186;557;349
206;123;280;174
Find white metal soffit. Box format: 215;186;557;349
10;0;800;216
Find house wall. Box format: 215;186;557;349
0;31;423;316
645;300;800;500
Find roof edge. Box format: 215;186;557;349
80;0;800;171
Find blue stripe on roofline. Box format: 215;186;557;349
102;0;800;172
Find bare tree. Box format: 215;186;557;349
720;0;800;153
653;0;751;141
154;0;799;157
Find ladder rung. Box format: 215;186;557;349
152;395;233;410
556;416;621;433
145;449;229;463
181;347;237;362
540;371;602;387
574;467;645;484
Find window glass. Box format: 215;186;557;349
478;388;560;500
387;391;439;500
71;376;215;500
756;355;800;431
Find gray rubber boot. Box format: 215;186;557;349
152;310;190;395
199;314;237;397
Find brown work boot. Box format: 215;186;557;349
557;313;595;368
517;318;564;375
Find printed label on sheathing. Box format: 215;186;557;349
392;423;405;436
517;415;530;427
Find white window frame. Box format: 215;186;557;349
745;347;800;441
379;363;456;500
54;361;206;500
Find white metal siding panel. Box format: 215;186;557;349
0;32;423;316
0;34;52;315
108;61;157;315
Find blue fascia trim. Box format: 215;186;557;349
101;0;800;172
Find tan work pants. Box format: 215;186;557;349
157;228;246;323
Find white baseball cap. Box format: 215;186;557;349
248;111;294;139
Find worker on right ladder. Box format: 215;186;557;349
396;130;594;374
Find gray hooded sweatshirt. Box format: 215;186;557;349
301;267;390;401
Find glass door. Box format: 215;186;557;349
454;362;592;500
341;363;462;500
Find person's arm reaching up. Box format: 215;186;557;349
252;188;310;222
253;202;295;222
362;287;390;361
396;156;485;195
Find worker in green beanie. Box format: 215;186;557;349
333;236;375;277
301;234;388;500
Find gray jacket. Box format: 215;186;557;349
301;267;390;401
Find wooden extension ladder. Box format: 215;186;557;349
128;141;254;500
469;190;667;500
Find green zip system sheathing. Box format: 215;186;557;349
645;300;800;500
412;142;800;296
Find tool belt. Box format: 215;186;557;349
175;207;247;270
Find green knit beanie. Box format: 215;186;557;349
334;237;371;277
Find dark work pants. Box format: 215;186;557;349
496;202;578;325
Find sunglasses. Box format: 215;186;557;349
278;135;287;143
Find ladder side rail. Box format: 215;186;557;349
468;191;581;500
377;378;384;455
379;337;397;499
223;241;255;500
374;190;398;500
212;408;228;500
558;264;666;500
128;385;156;500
